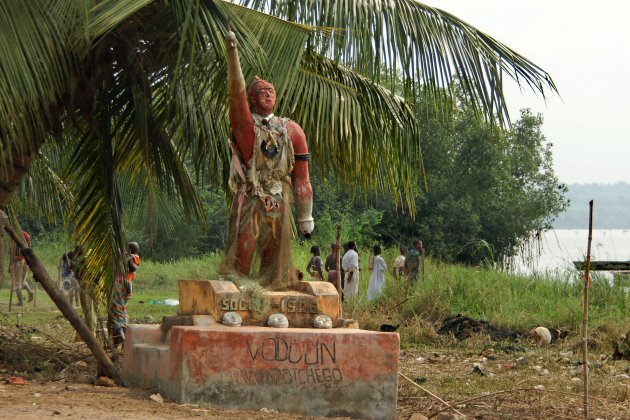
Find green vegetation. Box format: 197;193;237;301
4;240;627;351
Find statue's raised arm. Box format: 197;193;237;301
222;30;314;288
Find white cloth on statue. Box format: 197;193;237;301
342;249;360;298
367;255;388;301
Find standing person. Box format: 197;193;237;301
367;245;388;301
306;245;324;280
109;242;140;348
405;239;424;284
9;230;33;306
342;241;360;298
324;243;339;285
61;251;80;307
393;245;407;279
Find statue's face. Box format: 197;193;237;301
249;85;276;115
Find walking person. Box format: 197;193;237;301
109;242;140;348
342;241;360;298
9;230;33;306
367;245;388;301
392;245;407;279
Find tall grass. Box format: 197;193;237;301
16;237;630;348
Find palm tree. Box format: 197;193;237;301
0;0;557;376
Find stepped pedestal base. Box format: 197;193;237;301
123;321;399;419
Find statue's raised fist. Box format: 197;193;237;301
225;31;237;49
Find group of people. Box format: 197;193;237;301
306;239;425;301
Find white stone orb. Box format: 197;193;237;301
313;315;333;329
222;311;242;327
267;313;289;328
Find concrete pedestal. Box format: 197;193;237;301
178;279;341;327
124;322;399;419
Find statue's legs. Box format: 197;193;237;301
232;197;258;276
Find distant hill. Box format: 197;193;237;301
552;182;630;229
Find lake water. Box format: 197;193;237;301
514;229;630;276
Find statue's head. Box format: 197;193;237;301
248;77;276;115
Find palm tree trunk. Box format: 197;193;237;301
0;230;5;288
0;145;39;206
3;224;123;384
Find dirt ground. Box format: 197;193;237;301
1;344;629;420
1;316;629;419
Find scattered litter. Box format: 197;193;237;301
260;407;277;413
5;376;29;385
150;393;164;404
437;314;520;341
472;365;485;376
534;385;544;390
95;376;115;387
150;299;179;306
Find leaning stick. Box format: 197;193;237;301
335;224;342;318
3;225;123;384
398;371;465;417
582;200;594;419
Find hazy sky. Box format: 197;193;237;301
427;0;630;185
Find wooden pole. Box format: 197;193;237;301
3;225;123;384
582;200;594;419
335;224;342;318
421;248;426;282
8;259;13;312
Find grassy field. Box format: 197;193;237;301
1;239;628;349
1;240;629;419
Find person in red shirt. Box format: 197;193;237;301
9;230;34;306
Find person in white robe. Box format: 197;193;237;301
367;245;387;301
342;241;360;298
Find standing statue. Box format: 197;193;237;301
221;30;314;290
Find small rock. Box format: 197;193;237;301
542;369;550;375
615;374;630;381
313;315;333;329
534;384;545;390
472;365;485;376
533;365;542;371
52;410;61;415
33;393;41;398
436;413;463;420
75;361;88;368
267;313;289;328
408;414;429;420
487;355;498;361
516;357;527;365
571;377;582;383
415;357;427;363
413;377;427;384
221;312;242;327
64;386;79;391
95;376;115;387
150;393;163;404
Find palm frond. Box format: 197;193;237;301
237;0;557;123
